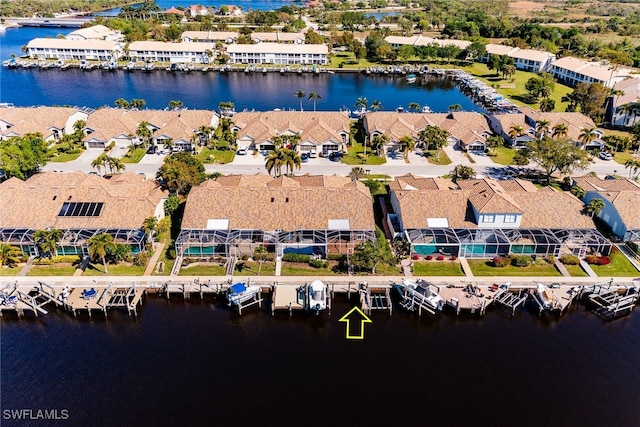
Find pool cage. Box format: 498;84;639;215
553;229;611;257
176;228;376;258
0;227;148;256
405;227;608;259
624;229;640;243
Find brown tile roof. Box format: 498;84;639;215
394;189;476;228
181;174;374;231
573;175;640;193
0;107;79;139
388;174;456;191
518;106;598;141
231;111;350;145
608;191;640;229
457;179;523;214
572;175;640;228
0;172;167;230
510;192;594;228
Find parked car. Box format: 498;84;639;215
309;149;317;158
146;145;157;154
237;147;248;155
301;153;309;163
328;152;342;162
599;151;613;160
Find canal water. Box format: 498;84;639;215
1;296;639;426
1;27;479;112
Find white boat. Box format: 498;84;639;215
227;282;262;307
421;105;433;113
307;280;327;312
406;73;417;83
398;278;444;312
536;283;557;309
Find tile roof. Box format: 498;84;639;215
510;191;595;228
181;174;374;231
129;41;215;53
613;77;640;107
572;175;640;228
550;57;627;82
182;31;238;41
0;172;167;230
0;106;80;139
572;175;640;193
518;107;599;141
232;111;350;145
458;179;523;214
227;43;327;54
27;38;118;50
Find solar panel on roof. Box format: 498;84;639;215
57;202;104;217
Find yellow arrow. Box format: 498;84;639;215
338;306;372;340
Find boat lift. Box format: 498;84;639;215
492;283;528;317
396;280;442;316
588;283;639;319
359;282;392;316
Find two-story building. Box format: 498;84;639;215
127;41;215;64
549;57;631;88
226;43;328;65
0;106;89;143
482;44;555;73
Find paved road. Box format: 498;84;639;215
42;146;630;179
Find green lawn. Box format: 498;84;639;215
26;264;78;276
329;52;378;69
178;263;226;276
462;62;572;113
489;146;517;166
280;262;337;276
198;148;235;164
590;248;639;277
563;264;588;277
467;259;562;276
233;261;275;276
83;263;146;276
49;151;83;162
424;149;451;165
0;267;21;276
613;150;639;168
121;148;146;163
343;142;386;165
412;261;465;276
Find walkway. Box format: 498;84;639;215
143;242;165;276
554;260;571;277
579;260;598;278
458;257;474;277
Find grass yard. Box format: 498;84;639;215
489;146;517;166
343;142;386;165
412;261;465;276
280;262;337;276
424;149;451;165
49;151;83;162
26;264;78;276
590;248;640;277
329;52;378;69
121;148;146;163
563;264;588;277
178;263;226;276
614;150;640;168
468;259;562;276
462;62;572;113
0;266;21;276
83;263;146;276
233;261;275;276
198;147;235;164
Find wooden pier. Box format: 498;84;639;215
439;282;493;316
271;283;306;316
530;283;581;316
62;282;145;318
163;278;226;300
359;282;392;316
491;284;528;316
588;285;639;319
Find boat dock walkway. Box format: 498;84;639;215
63;282;145;318
530;282;581;316
439;282;492;315
271;283;306;316
492;285;528;316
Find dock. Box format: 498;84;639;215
588;285;639;319
163;278;226;300
62;282;145;318
491;283;528;316
359;282;392;316
530;282;581;316
438;282;493;315
271;283;306;316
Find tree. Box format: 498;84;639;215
408;102;421;113
265;148;284;177
624;159;640;179
448;104;462;112
370;134;389;155
168;100;184;110
523;137;592;185
33;228;63;258
418;125;449;159
114;98;130;109
535;119;551;139
399;135;414;160
355;96;368;112
157;152;206;195
570;185;586;199
570;82;609;121
350;239;389;274
218;101;235;116
142;216;158;243
452;165;476;182
87;233;116;273
502;64;516;81
539;98;555;113
349;167;365;181
552;123;568;139
371;99;383;112
308;91;321;111
578;127;598;149
0;243;22;267
253;245;268;275
586;198;605;218
281;148;301;175
105;156;125;175
0;133;49;180
136;121;153;148
508;125;525;143
164;194;180;216
130;98;146;109
486;135;504;155
91;153;107;175
294;90;306;112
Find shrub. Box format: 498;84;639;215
241;254;250;261
628;241;640;255
585;254;600;264
436;255;445;261
411;254;419;260
426;255;433;260
265;253;276;262
450;255;457;261
511;255;532;267
492;256;510;267
282;253;312;263
51;255;81;264
545;255;556;264
597;256;611;265
309;259;329;268
165;247;176;260
327;253;345;261
34;258;53;265
105;141;115;151
133;252;150;267
560;255;580;265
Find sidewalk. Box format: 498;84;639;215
144;242;165;276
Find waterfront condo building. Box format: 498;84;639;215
177;174;376;258
226;43;328;65
26;38;122;61
482;44;555;73
549;56;631;88
127;41;216;64
387;175;610;259
0;172;167;257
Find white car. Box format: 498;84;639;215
599;151;613;160
237;147;248;155
309;149;317;158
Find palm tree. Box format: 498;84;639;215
294;90;306;112
91;153;108;175
399;135;415;160
508;124;525;145
308;92;321;111
448;103;462;112
418;125;449;159
87;233;116;273
502;64;516;81
539;98;555;113
586;198;605;218
354;96;368;113
198;125;213;146
561;92;580;112
535;119;551;139
218;101;235;116
408;102;421;113
106;156;125;174
371;99;383;112
0;243;22;267
136;121;152;148
282;148;301;175
142;216;158;243
349;167;365;181
265;148;284;177
33;228;64;258
579;127;598;149
552;123;568;139
485;135;504;155
625;159;640;179
452;165;476;182
570;185;586;199
370;134;389;155
253;245;268;275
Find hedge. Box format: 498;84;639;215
560;255;580;265
510;255;532;267
282;253;312;263
492;256;510;267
